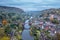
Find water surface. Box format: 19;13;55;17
22;20;34;40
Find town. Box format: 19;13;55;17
0;6;60;40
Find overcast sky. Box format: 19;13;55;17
0;0;60;11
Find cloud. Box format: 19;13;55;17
0;0;60;11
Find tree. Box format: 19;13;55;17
2;19;7;25
44;18;50;21
52;19;59;24
56;33;60;40
5;26;11;35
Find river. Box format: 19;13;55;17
22;20;34;40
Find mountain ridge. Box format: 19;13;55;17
0;6;24;13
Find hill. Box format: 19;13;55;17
40;8;60;16
0;6;24;13
0;6;25;22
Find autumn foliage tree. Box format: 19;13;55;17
52;19;59;24
2;19;8;25
56;33;60;40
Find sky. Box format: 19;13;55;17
0;0;60;11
